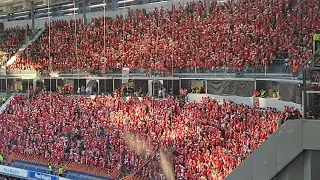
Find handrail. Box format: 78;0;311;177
8;153;122;179
5;152;149;180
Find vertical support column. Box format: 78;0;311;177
31;1;35;31
205;0;211;16
254;79;257;91
104;79;106;94
205;80;208;94
33;79;36;91
5;78;8;93
83;0;87;25
312;41;316;67
4;78;7;93
97;80;100;94
302;70;307;118
28;79;30;98
50;78;52;92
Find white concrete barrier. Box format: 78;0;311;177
187;93;301;111
258;97;301;111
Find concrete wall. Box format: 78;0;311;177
227;120;320;180
270;150;320;180
187;93;301;111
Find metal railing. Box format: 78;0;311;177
53;65;292;75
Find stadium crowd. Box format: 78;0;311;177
6;0;319;72
0;93;299;179
2;26;29;48
0;26;29;65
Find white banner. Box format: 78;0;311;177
0;165;28;178
122;67;130;84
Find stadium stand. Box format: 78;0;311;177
0;0;316;179
0;26;30;67
0;93;300;179
5;0;319;73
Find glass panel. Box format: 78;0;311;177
33;65;293;77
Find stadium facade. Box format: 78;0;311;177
0;0;319;180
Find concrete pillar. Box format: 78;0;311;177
30;1;35;31
205;0;211;16
83;0;87;25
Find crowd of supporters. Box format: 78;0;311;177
0;93;299;179
6;0;319;72
0;26;29;64
2;26;29;47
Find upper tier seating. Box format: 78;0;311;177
0;26;29;66
6;0;319;72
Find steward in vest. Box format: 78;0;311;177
58;167;64;176
313;31;320;51
1;97;6;104
260;89;267;98
313;33;320;41
0;154;4;165
48;165;53;174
